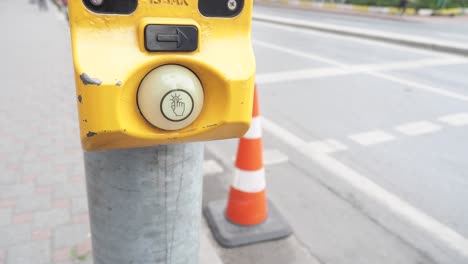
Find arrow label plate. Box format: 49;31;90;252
145;25;198;52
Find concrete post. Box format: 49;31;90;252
84;143;204;264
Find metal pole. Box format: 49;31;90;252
84;143;204;264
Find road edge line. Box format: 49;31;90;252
261;116;468;260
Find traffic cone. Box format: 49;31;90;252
204;85;291;248
225;88;267;225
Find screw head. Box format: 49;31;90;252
227;0;237;11
90;0;104;6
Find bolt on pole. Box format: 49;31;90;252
84;143;204;264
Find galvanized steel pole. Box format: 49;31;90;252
84;143;204;264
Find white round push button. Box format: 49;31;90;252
137;65;204;131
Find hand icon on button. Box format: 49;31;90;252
170;93;186;117
161;89;194;122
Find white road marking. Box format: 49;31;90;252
349;130;396;146
255;58;466;84
438;113;468;127
308;139;348;154
203;160;224;176
263;149;289;165
256;67;345;84
261;116;468;259
254;39;345;67
259;113;464;157
254;38;468;104
369;72;468;103
395;121;442;136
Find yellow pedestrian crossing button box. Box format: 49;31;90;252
69;0;255;151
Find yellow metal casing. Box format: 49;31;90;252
69;0;255;151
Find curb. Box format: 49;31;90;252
255;0;468;16
253;13;468;56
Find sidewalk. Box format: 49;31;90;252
0;1;88;263
0;1;222;264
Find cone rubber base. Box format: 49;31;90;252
204;200;292;248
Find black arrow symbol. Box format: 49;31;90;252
156;28;188;48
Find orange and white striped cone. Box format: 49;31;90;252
204;85;291;248
225;88;267;225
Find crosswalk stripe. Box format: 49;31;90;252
349;130;396;146
395;121;442;136
438;113;468;126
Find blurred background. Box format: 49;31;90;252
0;0;467;264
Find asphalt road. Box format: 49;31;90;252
207;6;468;264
